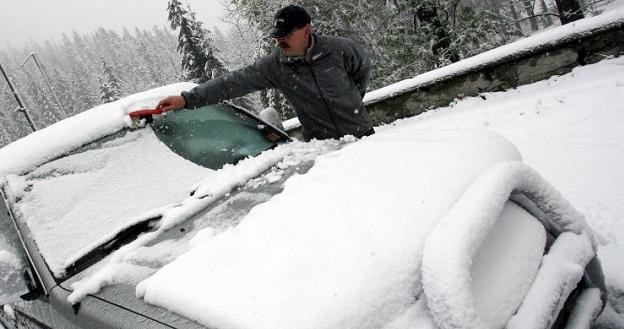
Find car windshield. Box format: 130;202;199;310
152;103;285;170
2;103;288;278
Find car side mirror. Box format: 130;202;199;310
259;107;284;131
0;192;37;305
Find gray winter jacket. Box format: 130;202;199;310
181;34;373;141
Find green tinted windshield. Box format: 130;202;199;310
151;104;286;169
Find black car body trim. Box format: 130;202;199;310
61;215;163;281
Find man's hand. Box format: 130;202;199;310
158;95;186;112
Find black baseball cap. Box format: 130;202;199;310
269;5;311;38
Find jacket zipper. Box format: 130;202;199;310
308;67;341;138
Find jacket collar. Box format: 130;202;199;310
279;33;331;65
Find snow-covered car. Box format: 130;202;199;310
0;84;607;329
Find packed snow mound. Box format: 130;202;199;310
422;161;596;329
0;82;196;179
136;129;526;329
507;232;595;329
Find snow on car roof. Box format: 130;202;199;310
0;82;197;179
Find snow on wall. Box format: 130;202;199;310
363;8;624;105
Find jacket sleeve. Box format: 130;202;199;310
181;56;277;109
343;38;371;98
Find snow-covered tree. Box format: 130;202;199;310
167;0;226;83
228;0;518;91
99;59;123;103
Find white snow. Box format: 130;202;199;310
0;250;20;270
0;14;622;328
507;232;595;329
135;130;530;329
2;305;15;320
422;162;595;329
396;55;624;326
0;82;196;179
66;138;347;303
565;288;604;329
4;128;212;276
470;202;546;328
596;245;624;326
136;55;624;328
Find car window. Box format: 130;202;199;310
152;104;286;170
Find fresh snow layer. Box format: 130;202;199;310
565;288;604;329
0;250;20;270
422;162;594;329
4;129;212;276
136;130;525;329
1;21;622;328
390;56;624;326
388;56;624;248
138;56;622;328
67;138;347;303
0;82;202;276
507;232;595;329
0;82;196;179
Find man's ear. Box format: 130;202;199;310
304;23;312;35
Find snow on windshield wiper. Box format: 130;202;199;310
60;215;162;280
66;138;349;304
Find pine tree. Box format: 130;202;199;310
99;59;123;103
167;0;226;83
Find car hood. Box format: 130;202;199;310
53;128;599;329
89;129;528;329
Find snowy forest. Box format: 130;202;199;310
0;0;610;147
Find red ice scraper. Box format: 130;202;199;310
129;104;166;125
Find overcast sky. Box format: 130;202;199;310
0;0;227;49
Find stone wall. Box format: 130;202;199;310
365;27;624;126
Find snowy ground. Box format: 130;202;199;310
377;55;624;327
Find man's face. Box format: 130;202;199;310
274;24;311;57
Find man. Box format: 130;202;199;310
158;5;374;141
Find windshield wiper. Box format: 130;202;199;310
60;215;162;280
